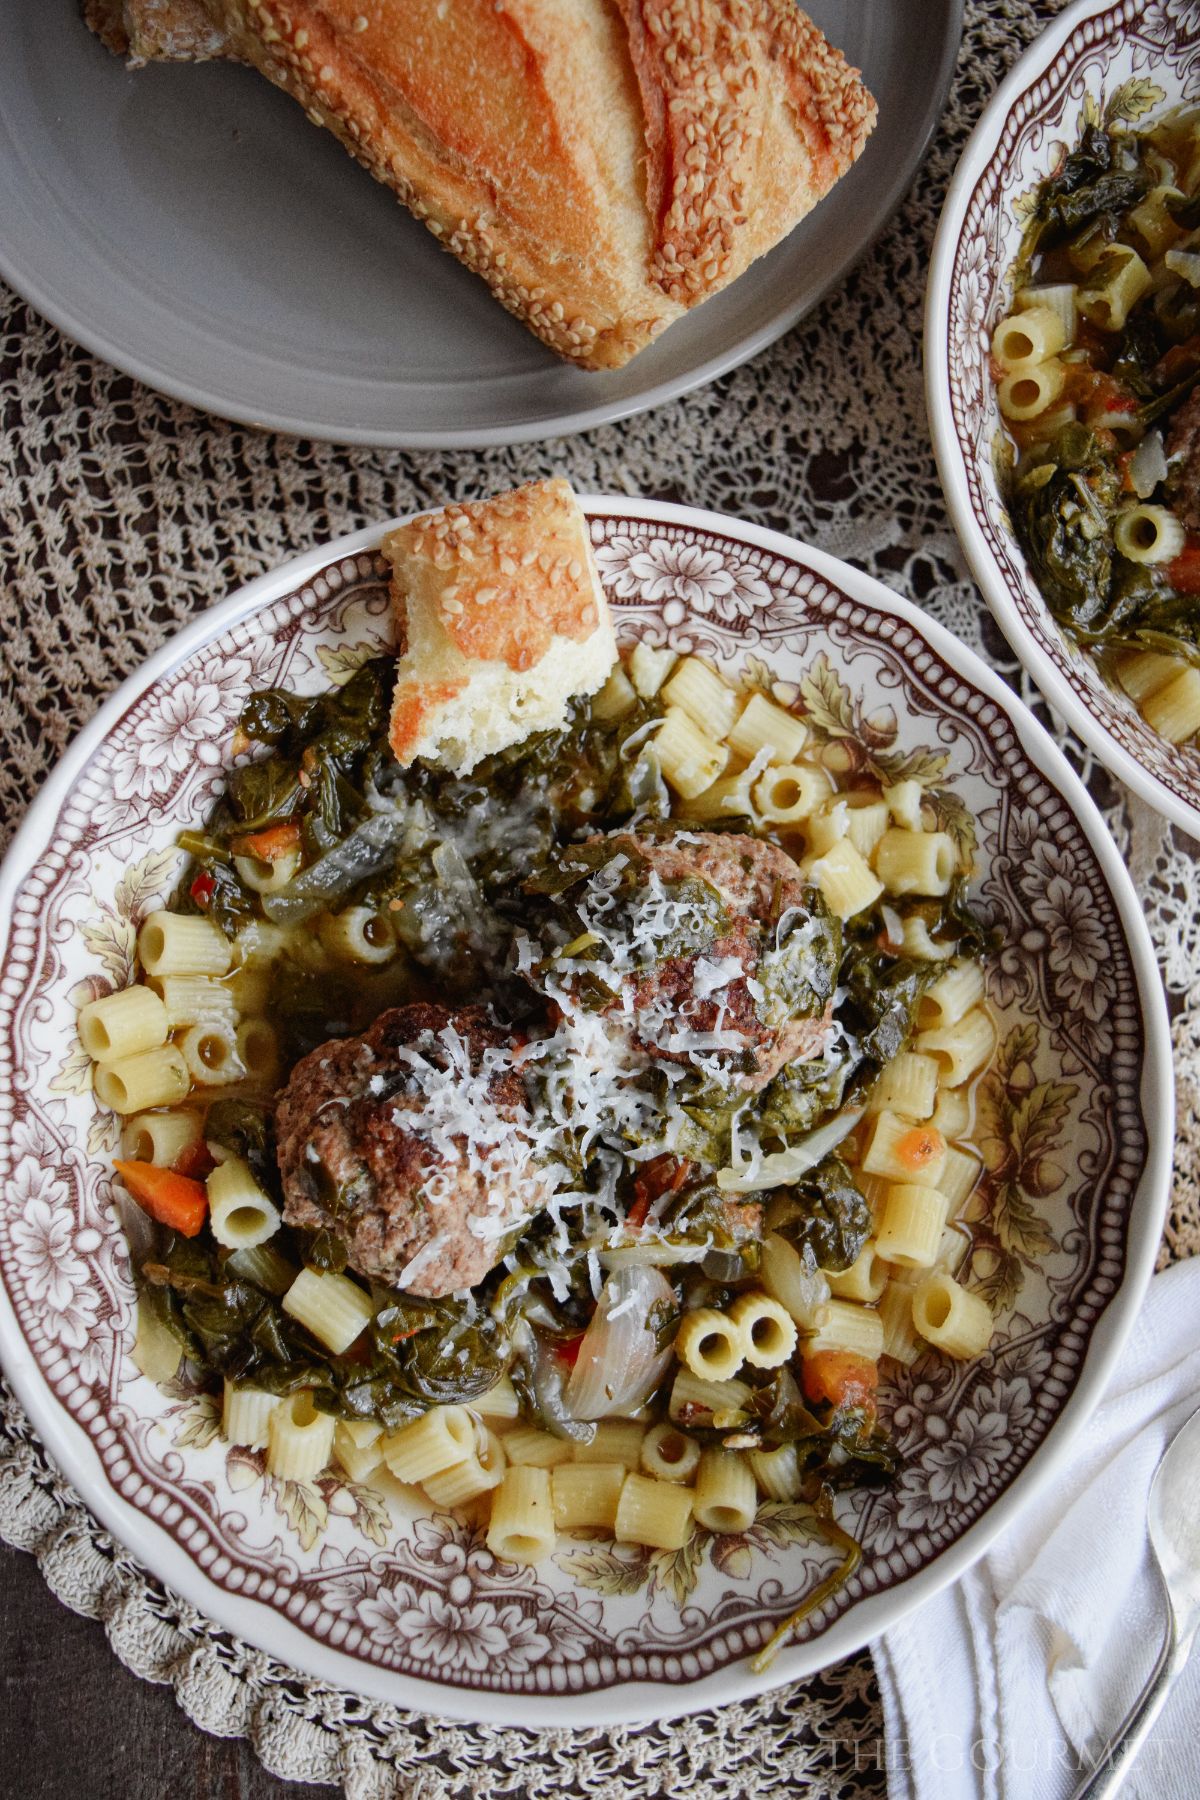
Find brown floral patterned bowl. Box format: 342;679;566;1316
0;498;1171;1724
927;0;1200;839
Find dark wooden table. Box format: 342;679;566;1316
0;1541;329;1799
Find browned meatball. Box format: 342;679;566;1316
275;1003;550;1298
560;831;836;1092
1167;386;1200;531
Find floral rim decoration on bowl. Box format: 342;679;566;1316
927;0;1200;837
0;498;1170;1725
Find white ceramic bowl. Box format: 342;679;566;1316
926;0;1200;838
0;497;1171;1724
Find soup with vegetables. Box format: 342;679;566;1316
993;106;1200;745
80;639;1000;1666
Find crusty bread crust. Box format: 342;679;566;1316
84;0;230;61
383;479;617;774
87;1;876;369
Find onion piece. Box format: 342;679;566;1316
760;1234;831;1329
512;1319;594;1443
565;1266;675;1420
1130;429;1168;499
716;1107;864;1195
596;1237;711;1270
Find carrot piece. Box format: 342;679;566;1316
113;1159;208;1237
895;1125;945;1174
229;820;301;861
802;1350;878;1412
1168;540;1200;595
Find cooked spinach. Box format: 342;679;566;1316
1021;124;1151;261
756;891;841;1027
765;1155;870;1274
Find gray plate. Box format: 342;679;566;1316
0;2;962;449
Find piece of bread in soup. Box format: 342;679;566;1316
383;480;617;776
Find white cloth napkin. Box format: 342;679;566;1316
873;1258;1200;1800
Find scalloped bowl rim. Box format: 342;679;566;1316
924;0;1200;841
0;496;1173;1725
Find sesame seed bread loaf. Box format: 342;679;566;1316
382;479;617;776
86;0;876;371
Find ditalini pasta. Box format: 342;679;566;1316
694;1448;758;1534
79;986;169;1063
640;1425;701;1485
614;1474;694;1551
552;1462;625;1531
138;911;232;979
486;1466;556;1565
911;1273;994;1360
94;1045;190;1113
267;1392;336;1482
94;617;1008;1627
207;1157;281;1252
281;1267;374;1354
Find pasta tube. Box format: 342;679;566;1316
334;1419;385;1484
861;1111;948;1188
874;829;957;897
206;1157;281;1251
1143;667;1200;743
178;1019;245;1087
266;1392;335;1483
138;911;232;978
153;976;237;1030
552;1461;626;1532
654;706;729;799
473;1375;521;1421
729;1293;798;1369
628;641;676;698
424;1429;506;1506
321;906;398;965
573;1419;644;1469
875;1183;946;1269
614;1473;694;1551
748;1444;803;1502
805;1299;885;1361
669;1370;751;1430
676;1308;745;1382
806;837;884;919
93;1046;190;1113
825;1241;889;1304
694;1448;757;1535
282;1267;374;1354
912;1273;994;1359
222;1380;279;1450
382;1407;476;1483
501;1427;573;1468
752;762;830;825
726;692;807;764
661;657;739;739
640;1425;700;1485
917;1007;996;1086
120;1108;202;1169
79;985;168;1063
487;1466;556;1565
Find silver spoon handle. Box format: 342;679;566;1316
1068;1615;1178;1800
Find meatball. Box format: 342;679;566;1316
1167;385;1200;532
275;1003;551;1298
553;831;838;1091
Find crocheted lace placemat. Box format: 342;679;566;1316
1;2;1195;1793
